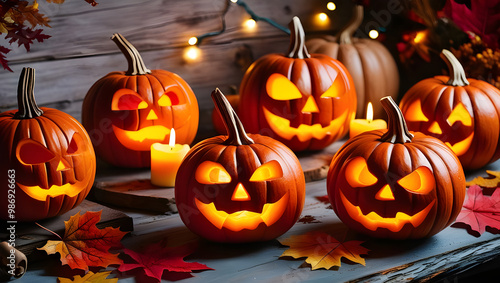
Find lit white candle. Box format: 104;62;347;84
349;102;387;138
150;129;190;187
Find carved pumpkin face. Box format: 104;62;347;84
403;100;474;157
15;132;94;202
110;85;195;152
175;89;305;243
0;67;96;221
400;50;500;170
327;97;466;239
338;157;436;233
238;17;356;151
82;34;198;167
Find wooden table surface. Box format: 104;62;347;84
13;143;500;283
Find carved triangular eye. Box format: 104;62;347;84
405;100;429;122
196;161;232;184
158;91;180;107
17;139;55;165
320;74;345;99
266;73;302;100
345;157;378;187
112;88;148;111
447;102;472;127
250;160;283;182
397;167;435;194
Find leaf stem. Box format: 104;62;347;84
35;222;62;241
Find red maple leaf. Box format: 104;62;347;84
118;241;213;282
0;46;12;72
452;185;500;236
38;211;128;271
6;27;50;51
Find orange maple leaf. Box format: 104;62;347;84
58;271;117;283
9;0;51;28
279;231;369;270
38;211;128;271
466;171;500;189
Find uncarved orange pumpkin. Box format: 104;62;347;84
82;33;199;167
306;5;399;120
400;49;500;170
238;17;356;151
176;89;305;243
327;96;465;239
0;68;96;221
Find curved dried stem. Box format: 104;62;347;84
380;96;413;144
111;33;151;76
287;16;310;59
14;67;43;119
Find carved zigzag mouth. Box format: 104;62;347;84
195;192;289;232
340;191;435;232
263;107;348;142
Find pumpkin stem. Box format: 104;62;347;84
14;67;43;119
212;88;254;146
287;16;311;59
441;49;469;86
111;33;151;76
339;5;364;44
380;96;414;144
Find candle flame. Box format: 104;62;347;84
169;128;176;147
367;102;373;123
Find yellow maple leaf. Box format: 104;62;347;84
466;170;500;188
58;271;117;283
279;231;369;270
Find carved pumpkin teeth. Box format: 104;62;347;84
340;191;435;232
18;183;86;201
112;125;171;151
195;192;289;232
263;107;349;142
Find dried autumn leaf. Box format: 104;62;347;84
298;215;320;224
58;271;117;283
38;211;128;271
0;46;12;72
453;185;500;236
6;27;50;51
118;241;213;282
9;0;51;28
279;231;369;270
466;171;500;189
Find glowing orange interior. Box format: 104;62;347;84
447;102;472;126
340;191;435;232
266;73;302;100
231;183;251;201
428;121;442;135
405;100;428;122
375;185;394;201
195;161;232;184
111;89;148;111
397;167;435;194
195;192;289;231
345;157;378;187
249;160;283;182
301;96;319;113
445;133;474;156
320;75;345;99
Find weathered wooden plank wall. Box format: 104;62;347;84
0;0;354;138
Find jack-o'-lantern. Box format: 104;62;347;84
175;89;305;243
400;49;500;170
239;17;356;151
0;68;96;221
327;96;465;239
82;33;199;167
306;5;399;120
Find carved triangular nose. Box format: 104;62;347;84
232;183;251;201
146;109;158;120
301;96;319;113
376;184;395;201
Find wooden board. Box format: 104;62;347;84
0;200;133;261
91;140;344;213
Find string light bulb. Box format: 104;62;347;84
368;29;379;39
188;36;198;46
244;18;256;29
318;12;328;21
183;46;201;62
327;2;336;11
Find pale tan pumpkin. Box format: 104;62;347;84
306;5;399;119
